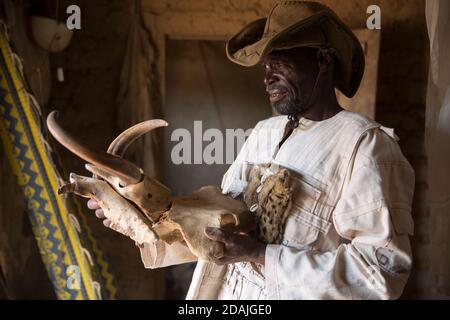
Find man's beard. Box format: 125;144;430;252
272;93;306;116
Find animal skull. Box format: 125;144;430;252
46;111;254;261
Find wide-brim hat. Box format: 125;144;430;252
226;1;364;98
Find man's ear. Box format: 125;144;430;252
317;47;335;73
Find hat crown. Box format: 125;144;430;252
263;1;333;37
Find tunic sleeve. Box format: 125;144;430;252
264;128;415;299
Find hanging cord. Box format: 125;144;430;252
287;114;299;127
301;46;335;110
278;114;299;148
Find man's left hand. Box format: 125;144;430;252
204;227;266;265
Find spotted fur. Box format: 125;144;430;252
243;164;293;244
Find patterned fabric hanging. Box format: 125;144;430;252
0;20;116;300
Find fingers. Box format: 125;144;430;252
103;219;111;228
87;199;106;220
95;209;106;219
87;199;100;210
204;227;229;244
87;199;105;218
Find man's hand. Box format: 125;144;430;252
86;198;151;248
87;199;111;227
61;172;157;245
204;227;266;265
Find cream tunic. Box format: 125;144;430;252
139;111;415;300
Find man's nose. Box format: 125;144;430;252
264;70;279;87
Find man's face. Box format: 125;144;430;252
262;47;318;116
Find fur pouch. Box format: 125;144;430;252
243;164;293;244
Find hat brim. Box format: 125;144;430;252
226;12;365;98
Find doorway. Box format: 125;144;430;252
163;39;272;298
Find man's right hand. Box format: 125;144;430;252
61;171;158;245
87;198;113;228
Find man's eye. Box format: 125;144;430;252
263;61;286;70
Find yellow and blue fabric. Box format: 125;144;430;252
0;21;116;299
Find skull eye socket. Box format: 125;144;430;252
219;213;239;227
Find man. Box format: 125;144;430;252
89;1;415;299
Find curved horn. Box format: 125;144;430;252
46;111;142;185
107;119;168;156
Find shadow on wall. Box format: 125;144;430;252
374;10;429;299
